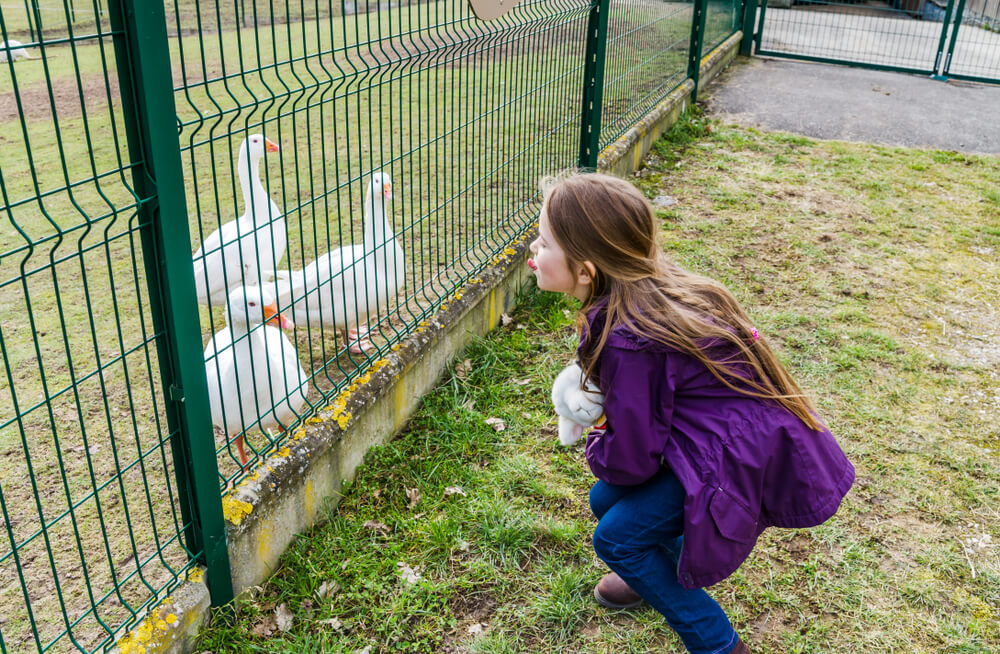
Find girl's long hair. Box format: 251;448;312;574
542;171;822;431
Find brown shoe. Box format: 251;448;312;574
593;572;643;609
731;640;751;654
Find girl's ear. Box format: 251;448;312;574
577;261;596;286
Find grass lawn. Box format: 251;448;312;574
196;114;1000;653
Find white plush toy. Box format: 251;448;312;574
551;361;605;446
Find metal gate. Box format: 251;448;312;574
751;0;1000;84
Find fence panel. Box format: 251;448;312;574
754;0;953;77
703;0;742;52
943;0;1000;83
0;1;205;651
600;0;695;148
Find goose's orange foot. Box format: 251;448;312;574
347;326;373;354
235;434;250;472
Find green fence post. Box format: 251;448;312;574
578;0;611;169
753;0;768;57
932;0;959;79
687;0;710;103
941;0;968;79
23;0;34;42
740;0;757;56
107;0;234;605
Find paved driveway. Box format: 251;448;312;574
701;56;1000;155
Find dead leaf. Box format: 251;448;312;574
501;313;513;326
468;622;484;635
362;521;391;536
406;488;422;510
444;486;467;497
316;581;340;599
521;412;531;419
275;603;294;632
455;359;472;379
485;417;506;431
318;617;343;630
397;561;421;585
356;647;372;654
512;378;532;386
462;399;476;411
251;615;276;637
457;540;470;551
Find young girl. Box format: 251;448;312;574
527;172;854;654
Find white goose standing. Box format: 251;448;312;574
276;172;404;354
193;135;286;307
204;285;308;469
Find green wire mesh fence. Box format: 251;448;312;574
703;0;741;51
599;0;694;148
752;0;1000;83
754;0;954;76
943;0;1000;83
0;2;202;652
1;0;743;651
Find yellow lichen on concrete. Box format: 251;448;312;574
304;479;316;519
256;519;274;563
222;495;253;526
114;599;179;654
185;568;204;584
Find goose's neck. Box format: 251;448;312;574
238;149;267;222
363;193;393;251
227;318;266;343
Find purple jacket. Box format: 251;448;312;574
579;309;854;589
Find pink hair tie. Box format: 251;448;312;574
751;328;759;342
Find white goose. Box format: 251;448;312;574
193;135;286;307
204;285;308;469
0;40;32;63
274;172;404;354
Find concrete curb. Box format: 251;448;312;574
107;570;209;654
114;30;742;654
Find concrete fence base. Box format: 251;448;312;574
110;31;741;654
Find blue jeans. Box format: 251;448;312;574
590;468;739;654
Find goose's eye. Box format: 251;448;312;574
248;301;257;307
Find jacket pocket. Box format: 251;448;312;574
709;487;758;543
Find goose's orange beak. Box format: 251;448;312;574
264;138;280;153
263;301;293;329
382;181;393;200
